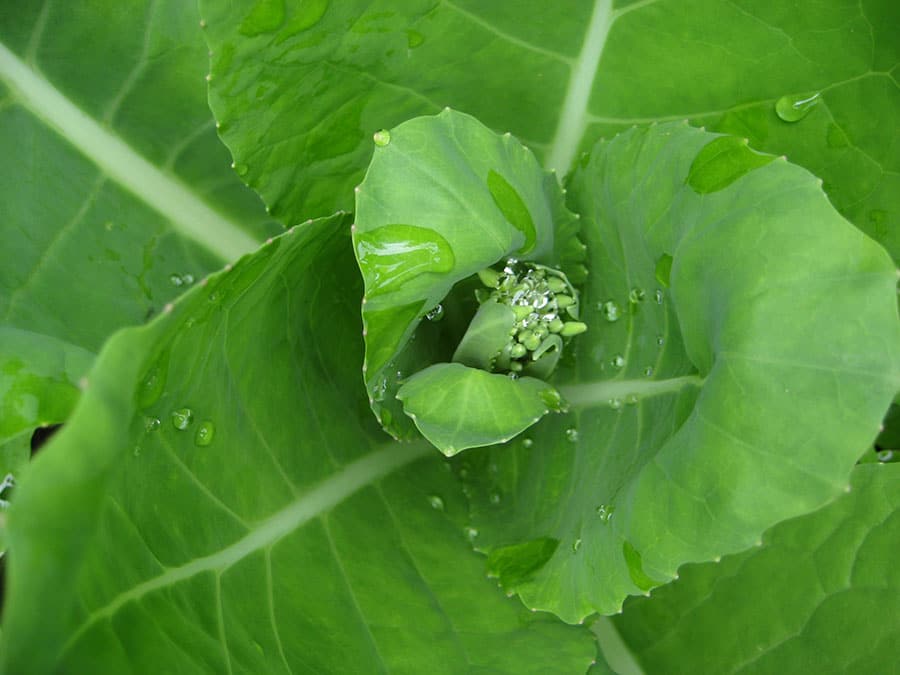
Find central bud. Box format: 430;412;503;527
452;259;586;380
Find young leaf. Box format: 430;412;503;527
615;464;900;673
353;109;579;445
460;123;900;622
0;215;595;673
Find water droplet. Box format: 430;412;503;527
656;335;665;346
625;394;639;406
355;225;455;296
133;446;141;457
775;92;820;123
628;288;646;304
425;304;444;322
599;300;620;322
138;356;168;408
169;273;184;287
428;495;445;510
655;254;673;288
373;129;391;146
655;289;664;304
572;538;582;552
610;354;625;369
234;163;249;176
171;408;194;431
596;504;615;523
522;437;533;448
182;273;194;285
608;398;623;410
877;449;894;463
643;366;654;377
565;428;579;443
489;491;502;505
144;416;161;432
194;420;215;446
464;526;479;542
406;29;424;48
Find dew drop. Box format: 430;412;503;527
194;420;215;446
599;300;620;322
643;366;654;377
565;428;579;443
138;357;167;408
611;354;625;369
133;446;141;457
596;504;615;523
234;163;249;176
169;273;184;287
489;490;502;505
625;393;639;406
877;449;894;463
464;526;479;542
144;416;161;432
182;273;195;285
171;407;194;431
522;437;534;448
425;303;445;322
406;29;425;49
428;495;445;511
655;289;664;304
656;335;665;346
628;288;646;304
775;92;820;123
608;398;623;410
572;538;582;553
373;129;391;146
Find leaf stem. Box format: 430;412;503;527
560;374;703;408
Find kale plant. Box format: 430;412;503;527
1;1;899;673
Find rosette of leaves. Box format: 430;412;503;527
353;109;587;456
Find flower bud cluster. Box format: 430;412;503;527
477;259;586;376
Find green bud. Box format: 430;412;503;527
560;321;588;337
478;268;502;288
517;329;535;345
555;295;575;309
510;343;527;359
548;317;565;333
512;304;533;321
523;334;541;351
532;324;549;339
547;277;567;293
509;360;523;372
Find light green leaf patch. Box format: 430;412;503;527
397;363;564;457
615;464;900;674
354;109;579;443
460;123;900;622
0;214;595;674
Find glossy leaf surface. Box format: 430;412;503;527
203;0;900;261
615;464;900;674
460;123;900;622
0;215;595;674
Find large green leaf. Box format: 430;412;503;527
353;109;579;446
203;0;900;259
614;463;900;674
458;123;900;622
0;1;277;455
0;215;595;674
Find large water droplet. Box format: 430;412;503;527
425;304;444;322
611;354;625;369
428;494;445;510
643;366;654;377
599;300;620;322
194;420;215;446
171;407;194;431
138;356;168;408
373;129;391;147
608;398;623;410
629;288;646;304
877;449;894;463
654;289;664;305
355;224;455;296
522;437;534;448
565;428;579;443
775;92;820;122
144;416;161;432
572;538;582;552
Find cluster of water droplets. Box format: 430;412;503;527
169;272;195;288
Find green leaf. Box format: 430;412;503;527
459;123;900;622
0;1;276;475
204;0;900;260
353;109;577;441
397;363;563;456
615;464;900;674
0;215;595;674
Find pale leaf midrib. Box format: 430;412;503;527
546;0;614;174
60;442;431;656
0;40;258;262
560;374;703;407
